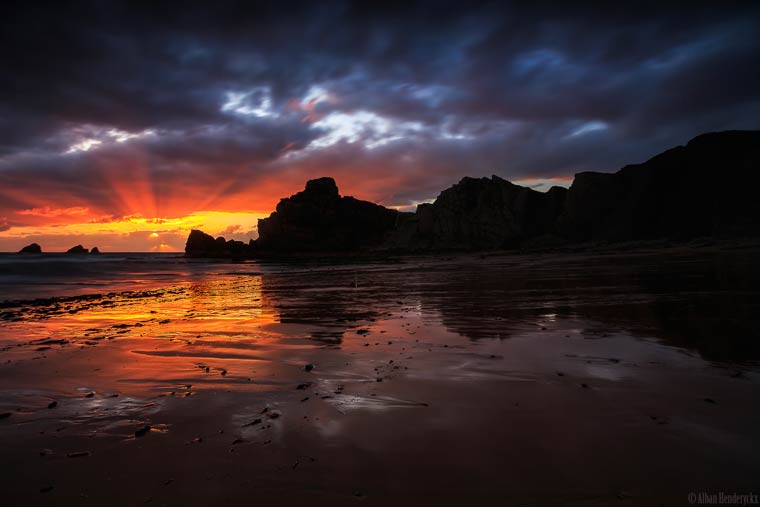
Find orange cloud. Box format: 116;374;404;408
16;206;90;218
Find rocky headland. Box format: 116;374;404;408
186;130;760;258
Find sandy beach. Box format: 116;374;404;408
1;246;759;506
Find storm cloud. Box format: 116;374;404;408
1;0;759;248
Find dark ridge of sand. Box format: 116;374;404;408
0;248;759;505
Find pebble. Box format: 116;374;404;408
67;451;91;458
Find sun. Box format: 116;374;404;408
149;232;159;238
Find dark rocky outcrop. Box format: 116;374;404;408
19;243;42;254
385;176;567;251
66;245;88;254
557;131;760;242
90;247;101;254
256;177;408;252
185;229;252;259
184;130;760;258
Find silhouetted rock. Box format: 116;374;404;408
90;247;101;254
66;245;88;254
184;130;760;258
256;177;408;252
184;229;252;259
557;131;760;242
386;176;567;250
19;243;42;254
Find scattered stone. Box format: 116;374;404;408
243;418;262;427
0;412;12;419
296;383;312;390
580;383;589;389
85;392;95;398
66;451;91;458
47;401;58;409
135;425;151;437
703;398;717;404
40;486;54;493
304;364;315;372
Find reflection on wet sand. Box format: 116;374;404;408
0;248;759;505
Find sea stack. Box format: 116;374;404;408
90;247;101;254
66;245;89;254
18;243;42;254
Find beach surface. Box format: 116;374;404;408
1;247;759;506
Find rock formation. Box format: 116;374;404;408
18;243;42;254
184;130;760;258
557;130;760;242
90;247;101;254
256;177;408;252
184;229;252;259
66;245;88;254
385;175;567;250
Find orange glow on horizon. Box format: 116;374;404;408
0;211;267;252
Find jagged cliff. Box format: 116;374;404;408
185;130;760;258
385;176;567;250
557;131;760;242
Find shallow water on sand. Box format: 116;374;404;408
1;249;759;506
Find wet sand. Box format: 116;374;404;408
1;248;759;506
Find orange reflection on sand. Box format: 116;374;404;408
0;274;290;398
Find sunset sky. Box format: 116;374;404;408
1;1;759;251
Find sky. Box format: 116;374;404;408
1;1;759;252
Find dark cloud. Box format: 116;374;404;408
1;0;759;220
